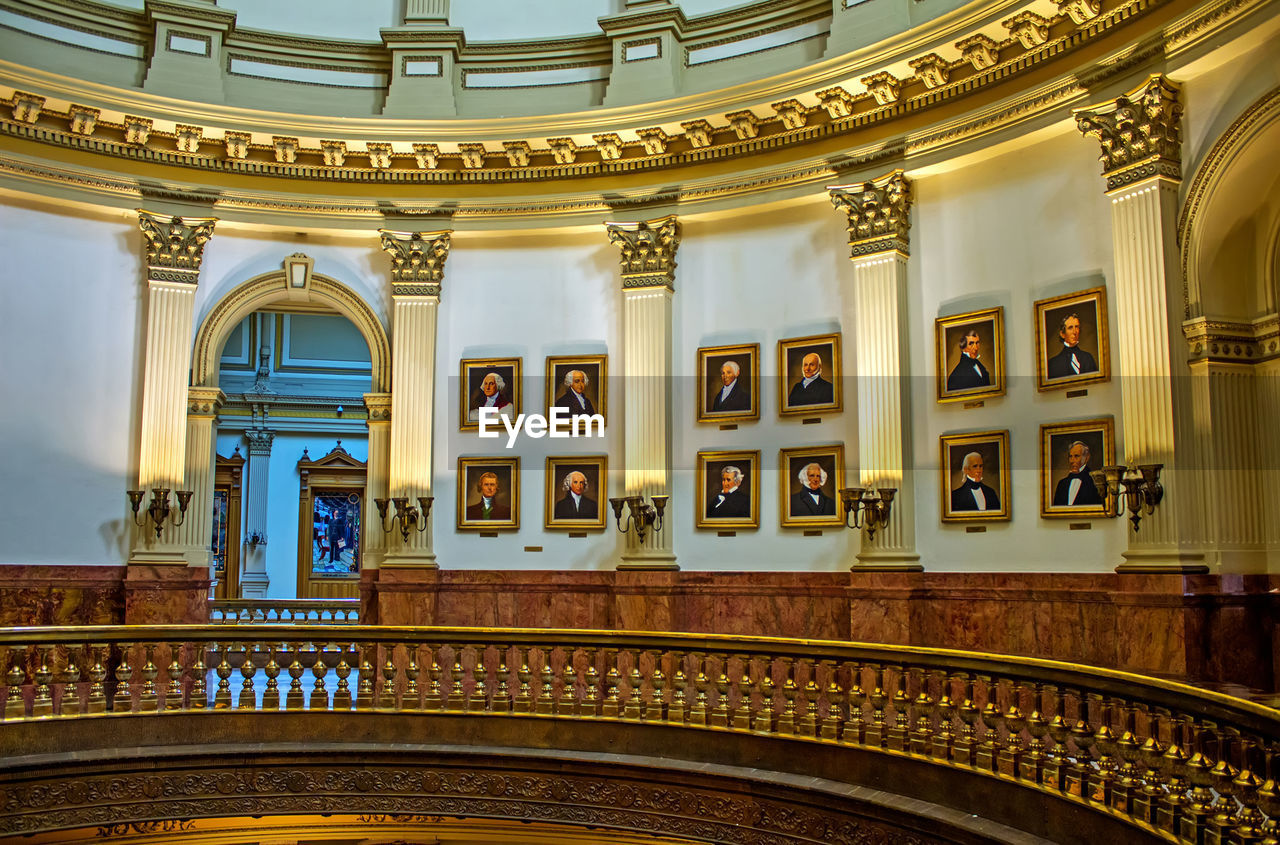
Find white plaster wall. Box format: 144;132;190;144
0;203;141;565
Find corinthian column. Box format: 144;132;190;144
1076;75;1207;572
130;210;216;566
829;173;920;569
240;428;274;597
379;230;451;568
606;217;679;569
172;386;225;567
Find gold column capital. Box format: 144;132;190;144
828;170;912;258
136;209;217;285
378;229;451;297
605;216;680;291
187;387;226;417
1075;74;1183;191
363;392;393;423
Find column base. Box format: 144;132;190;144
128;548;189;566
239;570;270;598
382;552;439;569
853;550;922;571
1117;547;1209;574
618;553;678;571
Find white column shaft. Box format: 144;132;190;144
363;394;392;571
137;282;197;491
386;296;439;564
175;411;217;564
622;287;674;561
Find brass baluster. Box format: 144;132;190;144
668;651;686;725
469;646;487;713
58;646;81;717
491;645;510;713
113;645;134;713
1252;741;1279;844
973;674;1002;772
582;647;600;717
689;653;709;727
712;654;732;729
307;642;329;711
645;650;664;722
425;645;445;711
842;661;865;745
1089;693;1119;806
379;644;398;710
601;649;620;718
263;643;282;711
954;673;979;766
932;671;957;761
774;657;796;735
3;650;26;720
1111;698;1144;814
86;644;108;715
821;660;842;741
189;643;207;711
355;642;376;710
138;644;159;713
213;643;233;710
1208;727;1242;844
237;644;258;711
733;655;753;732
332;642;353;710
910;668;934;756
1022;682;1048;784
886;664;909;751
751;656;773;735
623;650;643;721
31;646;53;719
536;646;555;715
1159;714;1194;834
1043;685;1071;791
1182;718;1218;842
1133;705;1168;825
794;659;817;737
285;643;306;711
448;644;466;712
998;679;1026;779
559;646;579;717
514;646;533;714
1232;737;1268;844
865;664;888;748
162;642;183;712
1066;689;1095;798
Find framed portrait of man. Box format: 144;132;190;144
778;333;842;416
1034;287;1110;391
935;308;1005;403
545;355;607;427
696;449;760;529
1040;418;1114;519
778;444;845;528
940;430;1011;523
697;343;760;424
544;455;607;531
459;357;521;432
457;456;520;531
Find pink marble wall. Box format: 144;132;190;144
123;564;210;624
0;565;125;626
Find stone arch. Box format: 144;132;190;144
192;269;390;392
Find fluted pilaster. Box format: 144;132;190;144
240;428;274;597
363;393;393;571
608;217;679;569
379;229;450;568
174;387;224;567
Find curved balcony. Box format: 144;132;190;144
2;625;1276;843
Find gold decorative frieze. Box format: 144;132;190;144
10;91;43;123
908;54;950;89
1058;0;1101;25
413;143;440;169
817;86;854;119
1183;315;1280;363
224;131;250;159
682;119;714;148
548;138;577;164
605;216;680;290
1075;75;1182;190
861;72;901;107
771;99;808;129
379;229;451;296
594;133;624;160
367;143;393;168
725;110;760;140
1003;11;1051;49
175;124;202;154
137;209;218;285
273;136;298;164
321;140;347;167
828;170;912;257
124;115;152;145
636;127;669;156
458;142;486;168
956;34;1000;70
503;141;532;167
68;105;99;135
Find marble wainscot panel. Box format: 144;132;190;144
123;564;209;624
673;572;849;639
435;571;612;630
0;565;125;626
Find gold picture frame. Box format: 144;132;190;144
1040;418;1115;519
544;454;608;531
544;355;607;427
778;444;845;528
457;456;520;531
695;449;760;529
935;307;1005;403
778;332;842;416
940;430;1011;523
459;357;522;432
697;343;760;423
1034;286;1110;391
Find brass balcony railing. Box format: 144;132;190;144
209;599;360;624
1;625;1277;844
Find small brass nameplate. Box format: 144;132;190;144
524;546;543;552
480;532;498;538
803;530;823;537
568;532;587;539
963;400;985;409
719;424;738;431
1069;523;1092;531
1066;389;1089;398
802;418;822;425
717;531;736;537
965;526;987;534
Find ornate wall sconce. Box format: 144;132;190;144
1091;464;1163;530
608;495;669;544
246;531;267;550
375;496;433;541
838;486;896;540
126;488;193;538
